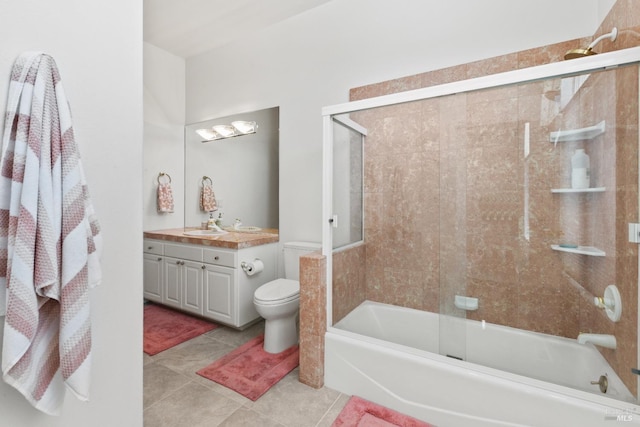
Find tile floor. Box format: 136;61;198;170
143;320;350;427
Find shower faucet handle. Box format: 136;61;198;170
593;285;621;323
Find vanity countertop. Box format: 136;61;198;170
143;227;279;249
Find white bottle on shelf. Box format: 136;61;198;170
571;148;590;189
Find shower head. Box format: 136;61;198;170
564;27;618;60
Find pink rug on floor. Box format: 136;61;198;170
144;304;218;355
332;396;434;427
196;335;299;401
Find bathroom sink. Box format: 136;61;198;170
183;229;228;236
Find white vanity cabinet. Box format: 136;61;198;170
163;243;205;315
163;258;205;315
202;264;235;324
143;237;278;329
143;241;164;301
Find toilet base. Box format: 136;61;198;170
263;315;298;354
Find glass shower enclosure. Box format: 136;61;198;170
323;47;640;404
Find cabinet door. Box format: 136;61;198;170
143;253;163;302
203;264;236;325
182;260;204;315
163;257;182;309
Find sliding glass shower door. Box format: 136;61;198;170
324;50;640;403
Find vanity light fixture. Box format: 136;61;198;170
231;120;257;134
212;124;236;137
196;120;258;142
195;128;218;140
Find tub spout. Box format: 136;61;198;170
577;333;616;349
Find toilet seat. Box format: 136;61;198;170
254;279;299;305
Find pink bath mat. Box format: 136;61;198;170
196;335;299;401
144;303;218;355
332;396;434;427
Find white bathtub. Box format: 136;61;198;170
324;301;640;427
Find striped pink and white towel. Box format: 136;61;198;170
0;52;102;415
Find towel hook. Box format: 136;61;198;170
157;172;172;184
202;176;213;186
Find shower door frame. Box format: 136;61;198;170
322;45;640;395
330;115;367;251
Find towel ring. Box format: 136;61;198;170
158;172;172;184
202;176;213;186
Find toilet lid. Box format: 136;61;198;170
254;279;299;302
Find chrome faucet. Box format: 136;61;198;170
577;333;616;349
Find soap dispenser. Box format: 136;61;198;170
207;212;217;230
571;148;590;189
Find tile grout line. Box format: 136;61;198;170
313;392;346;427
143;379;197;413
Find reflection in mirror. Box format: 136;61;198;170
184;107;279;230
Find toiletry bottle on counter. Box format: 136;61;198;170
571;148;590;189
207;212;216;230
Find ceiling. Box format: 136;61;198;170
144;0;332;58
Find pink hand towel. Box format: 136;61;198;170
200;180;217;212
157;181;175;213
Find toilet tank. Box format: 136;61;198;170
283;241;321;280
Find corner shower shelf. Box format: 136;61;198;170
551;187;606;193
548;120;605;143
550;245;605;257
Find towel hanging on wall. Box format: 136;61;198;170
157;172;174;213
200;176;217;212
0;52;103;415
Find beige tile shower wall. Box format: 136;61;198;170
357;101;442;313
298;246;366;388
348;0;639;396
299;252;326;388
332;244;367;323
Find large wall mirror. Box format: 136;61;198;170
184;107;279;230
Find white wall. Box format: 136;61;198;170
0;1;143;426
185;0;603;248
144;43;186;231
598;0;616;23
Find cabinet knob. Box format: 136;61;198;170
147;246;153;250
214;256;219;260
201;265;206;270
157;257;162;261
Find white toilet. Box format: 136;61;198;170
253;241;321;353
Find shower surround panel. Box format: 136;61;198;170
346;63;638;397
328;1;640;396
292;0;640;392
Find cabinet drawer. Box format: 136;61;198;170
143;239;163;255
203;248;236;268
165;243;203;261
